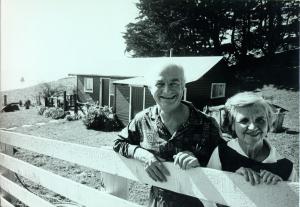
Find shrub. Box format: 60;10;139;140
2;103;19;112
82;105;123;131
66;113;82;121
44;107;55;118
24;100;31;109
51;108;65;119
44;107;65;119
37;106;47;115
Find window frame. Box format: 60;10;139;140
210;83;226;99
84;77;93;93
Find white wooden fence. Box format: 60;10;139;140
0;130;299;207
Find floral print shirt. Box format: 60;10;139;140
113;101;224;167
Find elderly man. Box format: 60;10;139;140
113;63;225;207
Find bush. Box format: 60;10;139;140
2;103;19;112
82;105;123;131
37;106;47;115
51;108;65;119
44;107;65;119
44;107;55;118
66;113;82;121
24;100;31;109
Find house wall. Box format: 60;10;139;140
115;84;130;125
114;85;155;125
186;61;238;110
77;76;130;105
77;75;100;103
144;87;155;108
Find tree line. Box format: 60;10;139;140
123;0;299;66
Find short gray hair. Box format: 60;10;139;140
222;92;275;137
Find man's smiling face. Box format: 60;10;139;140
149;65;185;112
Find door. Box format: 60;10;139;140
130;86;144;119
100;78;110;106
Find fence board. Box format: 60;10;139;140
0;139;16;205
0;130;139;180
0;130;299;207
101;173;129;199
0;153;141;207
0;197;15;207
0;174;55;207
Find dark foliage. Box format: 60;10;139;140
1;103;20;112
82;106;123;131
24;100;31;109
123;0;299;65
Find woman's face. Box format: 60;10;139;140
233;105;268;147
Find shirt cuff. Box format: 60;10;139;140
127;145;140;158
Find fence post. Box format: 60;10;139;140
63;91;68;111
50;98;54;107
74;94;78;114
3;95;7;106
69;95;73;108
44;97;48;107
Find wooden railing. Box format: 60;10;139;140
0;130;299;207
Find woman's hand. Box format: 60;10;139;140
173;151;200;170
236;167;261;185
133;147;169;182
260;170;282;185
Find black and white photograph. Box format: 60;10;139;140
0;0;299;206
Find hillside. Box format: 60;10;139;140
0;77;76;105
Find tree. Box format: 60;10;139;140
37;83;56;98
123;0;299;65
124;19;168;57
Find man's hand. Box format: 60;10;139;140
236;167;261;185
260;170;282;185
173;151;200;170
133;147;169;182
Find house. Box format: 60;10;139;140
68;58;167;107
112;57;238;125
68;73;133;108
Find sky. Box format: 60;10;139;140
1;0;139;91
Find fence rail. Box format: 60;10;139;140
0;130;299;207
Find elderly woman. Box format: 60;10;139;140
207;92;297;185
113;64;225;207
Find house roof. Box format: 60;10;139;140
68;74;134;79
68;56;223;84
112;56;223;86
113;77;146;86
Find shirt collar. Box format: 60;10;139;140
149;101;203;126
228;139;276;163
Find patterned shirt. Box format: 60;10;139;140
113;101;224;167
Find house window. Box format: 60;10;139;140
84;77;93;93
211;83;226;99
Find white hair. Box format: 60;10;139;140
145;63;186;88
